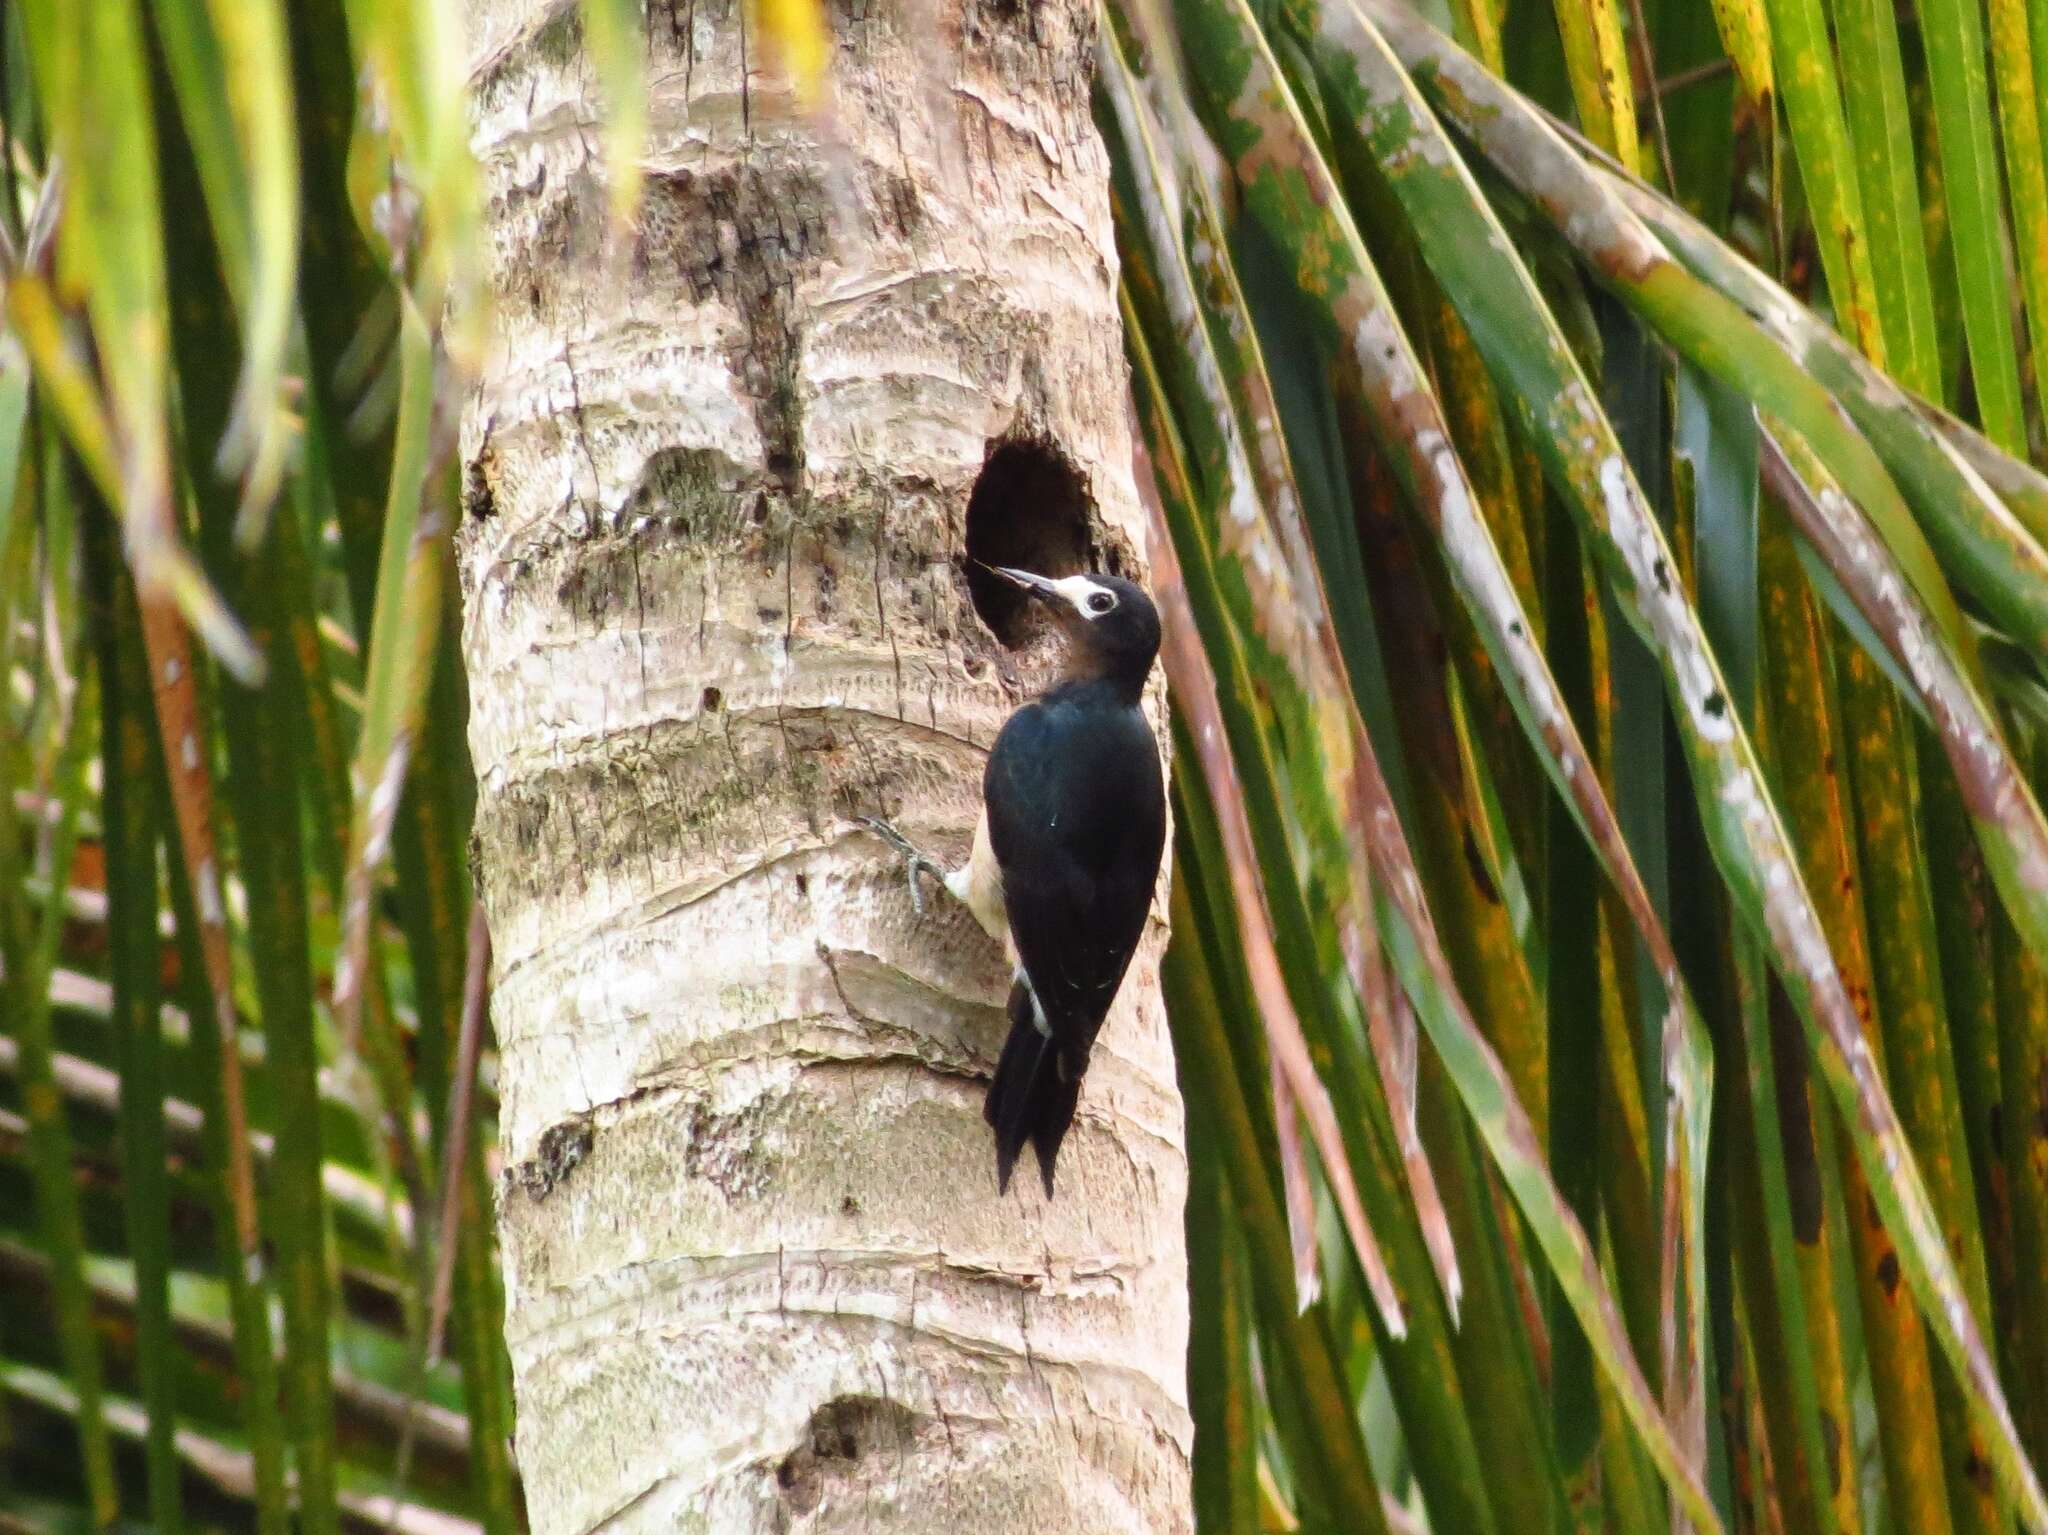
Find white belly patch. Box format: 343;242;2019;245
946;808;1010;950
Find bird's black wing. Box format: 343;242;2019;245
982;692;1165;1060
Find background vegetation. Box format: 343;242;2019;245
4;0;2048;1529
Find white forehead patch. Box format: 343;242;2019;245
1050;574;1118;618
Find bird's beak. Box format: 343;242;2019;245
984;564;1059;602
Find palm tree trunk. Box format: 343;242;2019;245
457;1;1191;1528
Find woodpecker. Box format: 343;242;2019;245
865;566;1165;1197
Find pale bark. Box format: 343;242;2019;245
456;0;1191;1529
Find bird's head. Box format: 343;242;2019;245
982;565;1161;694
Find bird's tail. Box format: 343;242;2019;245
984;978;1085;1198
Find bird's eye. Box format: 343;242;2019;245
1086;591;1116;615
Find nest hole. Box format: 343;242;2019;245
963;437;1095;648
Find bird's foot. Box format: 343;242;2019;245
856;816;948;916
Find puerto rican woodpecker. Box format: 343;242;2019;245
865;565;1165;1197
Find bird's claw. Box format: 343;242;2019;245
856;816;947;916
